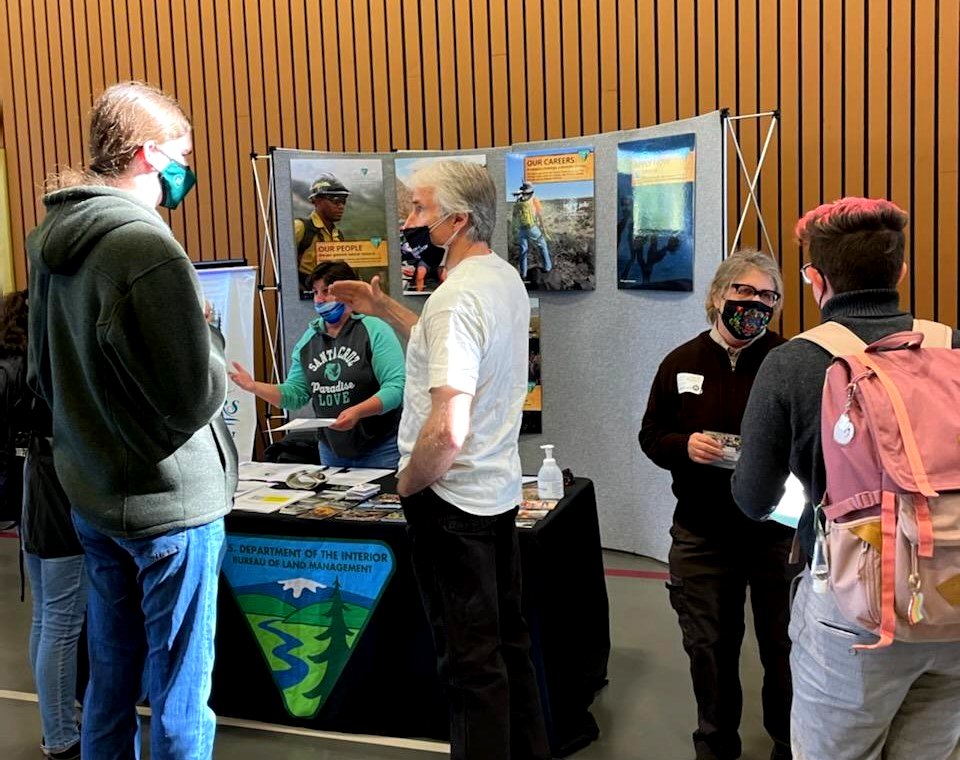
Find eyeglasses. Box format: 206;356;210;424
800;262;816;285
729;283;781;305
319;195;348;206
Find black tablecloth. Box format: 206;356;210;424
212;478;610;757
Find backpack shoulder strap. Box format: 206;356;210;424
297;217;319;256
792;321;867;357
912;319;953;349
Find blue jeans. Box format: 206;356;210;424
72;512;226;760
517;225;552;276
790;570;960;760
24;552;88;754
318;433;400;469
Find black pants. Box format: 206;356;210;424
402;488;551;760
666;524;799;760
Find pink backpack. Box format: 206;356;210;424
798;319;960;648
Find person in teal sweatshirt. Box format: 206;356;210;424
27;82;237;760
229;260;405;469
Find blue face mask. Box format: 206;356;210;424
315;300;346;323
157;151;197;209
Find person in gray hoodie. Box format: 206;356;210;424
27;82;237;760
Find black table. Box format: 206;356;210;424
211;478;609;757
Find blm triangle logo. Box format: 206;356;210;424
222;535;395;718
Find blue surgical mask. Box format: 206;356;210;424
157;150;197;209
315;300;346;323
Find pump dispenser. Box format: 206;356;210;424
537;445;564;500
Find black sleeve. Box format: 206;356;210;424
639;358;691;471
731;349;791;519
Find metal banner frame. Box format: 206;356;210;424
251;152;288;444
723;110;780;257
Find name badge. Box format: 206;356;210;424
677;372;704;395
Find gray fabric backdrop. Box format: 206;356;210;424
270;110;723;561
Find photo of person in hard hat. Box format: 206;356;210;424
295;172;351;294
511;181;552;279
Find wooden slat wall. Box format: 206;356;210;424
2;0;959;333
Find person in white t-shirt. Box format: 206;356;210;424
331;160;551;760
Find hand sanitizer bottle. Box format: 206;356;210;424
537;445;564;500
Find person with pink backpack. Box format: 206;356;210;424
733;197;960;760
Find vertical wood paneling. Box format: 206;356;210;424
656;0;677;124
384;0;409;150
938;1;959;327
542;0;563;140
506;0;527;142
636;0;657;126
778;0;802;337
889;0;912;310
736;0;758;250
912;0;935;320
675;0;696;120
560;0;581;136
799;0;822;329
0;0;957;343
452;0;477;148
488;1;509;146
866;1;888;199
617;0;637;129
337;1;361;151
821;0;843;204
321;0;346;150
717;0;738;254
758;0;781;286
468;0;492;146
288;0;312;149
578;0;599;137
695;0;716;114
843;0;865;198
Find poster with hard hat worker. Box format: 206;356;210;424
290;158;389;299
394;153;487;296
504;146;596;292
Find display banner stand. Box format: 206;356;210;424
722;110;779;257
252;151;288;446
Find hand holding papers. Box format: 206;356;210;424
273;417;337;432
702;431;741;469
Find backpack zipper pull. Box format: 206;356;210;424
811;501;830;593
834;384;858;446
907;543;926;625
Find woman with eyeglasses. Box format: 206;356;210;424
639;249;800;760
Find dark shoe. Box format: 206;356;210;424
44;741;81;760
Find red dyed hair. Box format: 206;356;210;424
795;197;907;294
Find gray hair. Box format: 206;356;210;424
409;160;496;244
705;249;784;324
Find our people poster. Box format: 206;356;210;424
504;147;596;291
394;154;487;296
617;134;696;291
288;158;389;299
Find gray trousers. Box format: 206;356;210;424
790;570;960;760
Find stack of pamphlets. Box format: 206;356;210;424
345;483;381;501
233;487;314;514
515;483;559;528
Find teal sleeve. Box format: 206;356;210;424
366;317;406;412
278;325;315;409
